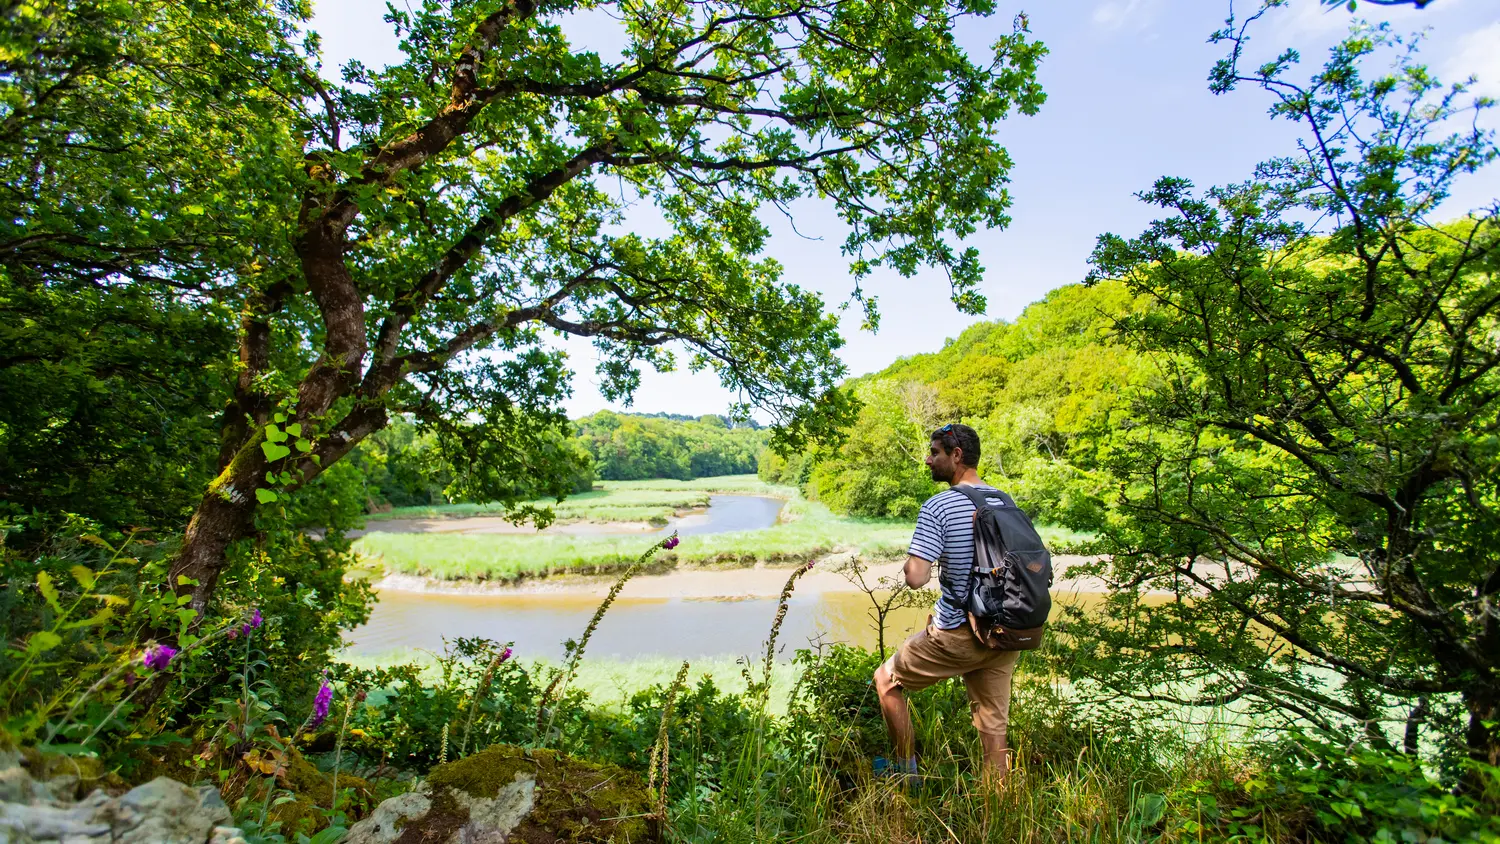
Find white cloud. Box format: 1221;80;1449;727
1091;0;1159;32
1443;21;1500;101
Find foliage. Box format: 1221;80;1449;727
332;637;543;770
1204;735;1500;842
344;415;595;511
342;417;451;509
575;411;767;481
1066;18;1500;765
0;0;304;536
0;519;371;779
0;0;1048;620
794;280;1150;524
807;380;946;519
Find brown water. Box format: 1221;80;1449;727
344;586;1116;662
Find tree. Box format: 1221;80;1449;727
807;378;944;518
0;0;309;534
1074;15;1499;768
3;0;1046;617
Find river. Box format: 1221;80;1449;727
346;493;1105;662
345;589;932;661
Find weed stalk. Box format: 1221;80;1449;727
536;532;678;739
647;660;691;819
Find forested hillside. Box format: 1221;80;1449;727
763;280;1149;522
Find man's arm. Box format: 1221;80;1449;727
904;555;934;589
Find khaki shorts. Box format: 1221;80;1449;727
888;620;1020;737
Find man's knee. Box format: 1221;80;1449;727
873;659;899;696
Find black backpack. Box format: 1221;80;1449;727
946;485;1053;650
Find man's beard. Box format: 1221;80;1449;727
930;465;954;483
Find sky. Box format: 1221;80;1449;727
310;0;1500;421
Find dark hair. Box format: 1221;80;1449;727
931;423;980;467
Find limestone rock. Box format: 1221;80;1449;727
107;777;232;843
0;760;238;844
345;745;658;844
343;792;434;844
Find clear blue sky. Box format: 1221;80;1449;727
311;0;1500;421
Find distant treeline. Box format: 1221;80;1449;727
350;411;766;508
574;411;765;480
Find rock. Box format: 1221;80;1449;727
0;761;237;844
344;745;659;844
209;825;250;844
0;792;113;842
107;777;232;843
342;792;433;844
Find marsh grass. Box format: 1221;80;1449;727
357;476;1093;583
359;500;1086;583
367;476;792;522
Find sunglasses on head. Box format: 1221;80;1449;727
939;424;954;433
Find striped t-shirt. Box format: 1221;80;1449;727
908;484;1001;629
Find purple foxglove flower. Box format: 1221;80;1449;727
663;536;680;550
499;646;512;663
239;607;263;638
141;645;177;671
310;680;333;728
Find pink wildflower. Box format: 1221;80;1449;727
141;645;177;671
239;607;263;637
310;679;333;728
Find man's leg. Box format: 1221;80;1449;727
962;650;1021;784
978;730;1011;779
873;656;915;763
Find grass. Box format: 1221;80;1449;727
357;495;909;581
338;649;803;714
356;475;1095;583
370;488;714;523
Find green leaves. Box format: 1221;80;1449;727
25;631;62;656
1068;23;1500;763
36;572;62;614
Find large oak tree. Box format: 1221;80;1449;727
0;0;1045;618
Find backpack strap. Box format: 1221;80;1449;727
949;484;1014;511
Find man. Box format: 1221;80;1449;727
872;422;1020;782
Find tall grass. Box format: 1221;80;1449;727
358;494;1089;583
367;476;794;522
356;496;903;581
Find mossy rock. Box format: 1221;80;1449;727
268;747;376;835
12;745;129;798
345;744;659;843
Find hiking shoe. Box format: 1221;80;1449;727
872;756;918;779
